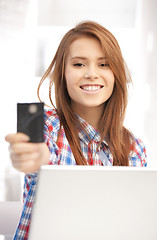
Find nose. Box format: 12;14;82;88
84;66;98;80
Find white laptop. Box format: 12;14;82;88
28;166;157;240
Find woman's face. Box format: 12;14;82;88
65;36;115;114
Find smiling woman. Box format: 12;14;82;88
65;36;115;125
37;21;140;167
5;20;147;239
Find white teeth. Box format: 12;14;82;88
81;85;101;91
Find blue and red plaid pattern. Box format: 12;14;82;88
13;109;147;239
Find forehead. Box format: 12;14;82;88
67;36;104;59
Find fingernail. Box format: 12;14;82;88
24;135;30;141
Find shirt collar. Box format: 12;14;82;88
76;114;108;146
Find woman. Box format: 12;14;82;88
5;21;147;239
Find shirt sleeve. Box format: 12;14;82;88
23;114;60;202
13;110;60;239
129;137;147;167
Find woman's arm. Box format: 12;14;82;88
5;132;50;174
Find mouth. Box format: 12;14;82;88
80;84;104;92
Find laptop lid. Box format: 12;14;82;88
29;166;157;240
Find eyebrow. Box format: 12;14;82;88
70;56;106;60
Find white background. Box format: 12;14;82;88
0;0;156;201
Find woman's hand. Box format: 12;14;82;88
5;133;50;174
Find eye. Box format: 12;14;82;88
99;63;109;68
73;63;85;67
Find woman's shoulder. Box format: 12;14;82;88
44;108;60;133
131;135;146;154
129;134;147;167
44;108;58;117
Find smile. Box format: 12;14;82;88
80;85;103;92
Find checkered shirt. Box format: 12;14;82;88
13;109;147;239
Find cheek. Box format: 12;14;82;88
108;71;115;86
65;67;82;88
111;76;115;89
103;71;115;87
105;72;115;98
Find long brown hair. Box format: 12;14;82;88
38;21;133;166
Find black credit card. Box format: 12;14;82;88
17;102;44;143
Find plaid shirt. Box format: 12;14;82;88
14;109;147;239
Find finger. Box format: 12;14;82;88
5;133;30;144
10;151;40;163
10;142;39;154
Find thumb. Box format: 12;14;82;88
5;133;30;144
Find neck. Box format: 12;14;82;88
72;104;104;131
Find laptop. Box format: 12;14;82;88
28;166;157;240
